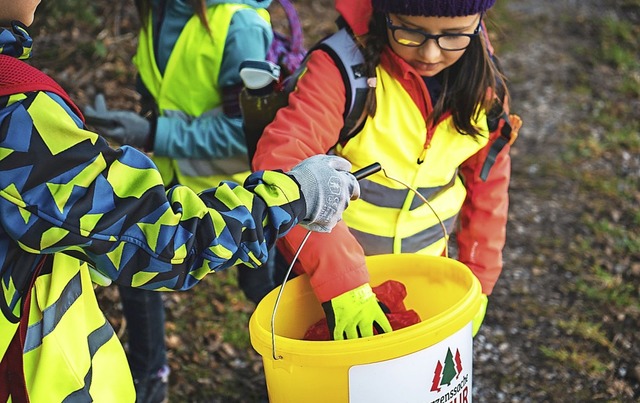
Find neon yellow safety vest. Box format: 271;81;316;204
1;254;135;402
134;4;270;193
337;66;490;256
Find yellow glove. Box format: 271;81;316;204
321;283;393;340
472;294;488;337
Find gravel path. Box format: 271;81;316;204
473;0;639;401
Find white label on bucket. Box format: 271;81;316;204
348;322;473;403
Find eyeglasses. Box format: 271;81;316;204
385;14;482;51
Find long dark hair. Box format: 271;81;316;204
135;0;210;32
360;12;509;137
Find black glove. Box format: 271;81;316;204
84;94;151;149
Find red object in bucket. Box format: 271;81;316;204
304;280;421;341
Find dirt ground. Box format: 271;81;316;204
28;0;639;401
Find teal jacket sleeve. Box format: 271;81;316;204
153;9;273;159
0;90;305;291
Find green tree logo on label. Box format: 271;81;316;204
430;347;464;393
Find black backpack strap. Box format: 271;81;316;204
311;28;369;141
254;27;369;157
285;28;369;141
479;110;520;181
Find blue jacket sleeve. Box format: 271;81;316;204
0;90;305;291
153;9;273;160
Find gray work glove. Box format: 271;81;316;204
288;155;360;232
83;94;151;149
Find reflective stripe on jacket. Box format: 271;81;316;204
337;65;489;256
20;255;135;402
134;3;270;192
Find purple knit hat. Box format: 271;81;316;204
371;0;496;17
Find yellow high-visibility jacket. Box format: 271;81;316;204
134;3;270;192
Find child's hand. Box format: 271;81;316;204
321;283;392;340
287;155;360;233
84;94;151;149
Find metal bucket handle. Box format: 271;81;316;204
270;163;450;359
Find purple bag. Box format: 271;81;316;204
266;0;306;78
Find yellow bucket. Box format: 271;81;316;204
249;254;482;403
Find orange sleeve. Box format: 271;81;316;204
457;126;511;295
253;50;370;302
276;223;370;303
253;50;348;172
